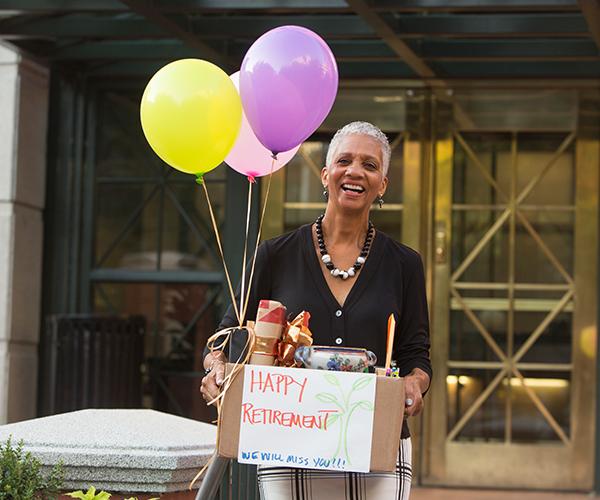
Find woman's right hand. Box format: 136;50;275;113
200;350;227;404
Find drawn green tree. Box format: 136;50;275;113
315;374;375;465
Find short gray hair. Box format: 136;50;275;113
325;121;391;175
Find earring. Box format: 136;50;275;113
323;186;329;200
377;194;384;208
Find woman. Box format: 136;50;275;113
201;121;431;500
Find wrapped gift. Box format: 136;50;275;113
249;300;287;365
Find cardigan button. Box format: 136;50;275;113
335;309;342;317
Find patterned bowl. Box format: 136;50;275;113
294;345;377;372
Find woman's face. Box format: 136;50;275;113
322;134;388;215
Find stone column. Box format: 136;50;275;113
0;42;49;424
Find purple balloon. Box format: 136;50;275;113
240;26;339;155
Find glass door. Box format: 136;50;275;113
424;90;599;489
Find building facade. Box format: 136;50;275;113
0;0;599;492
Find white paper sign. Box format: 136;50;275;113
237;365;377;473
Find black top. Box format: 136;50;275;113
216;223;432;438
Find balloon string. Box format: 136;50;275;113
189;324;256;490
241;156;276;321
239;180;253;327
191;157;275;489
199;177;241;325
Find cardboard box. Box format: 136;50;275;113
217;364;405;472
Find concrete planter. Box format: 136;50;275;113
0;409;217;496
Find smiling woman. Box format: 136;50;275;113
323;132;388;213
201;121;432;500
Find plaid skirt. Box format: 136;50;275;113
257;438;412;500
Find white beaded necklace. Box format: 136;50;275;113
315;214;374;280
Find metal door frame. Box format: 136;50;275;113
422;91;599;490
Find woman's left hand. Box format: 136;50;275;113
403;368;430;417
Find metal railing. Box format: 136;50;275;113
39;314;145;415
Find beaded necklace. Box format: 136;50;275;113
315;214;374;280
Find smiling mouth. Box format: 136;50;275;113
341;183;365;194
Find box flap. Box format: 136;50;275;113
217;365;244;458
370;376;405;471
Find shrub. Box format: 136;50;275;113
0;436;64;499
66;487;158;500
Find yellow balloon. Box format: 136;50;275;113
140;59;242;176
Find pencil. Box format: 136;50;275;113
385;313;396;370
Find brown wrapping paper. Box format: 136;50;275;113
249;299;287;365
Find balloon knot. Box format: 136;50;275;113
271;152;279;160
247;175;256;184
195;174;204;185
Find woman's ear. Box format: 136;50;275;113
321;166;329;187
379;175;389;197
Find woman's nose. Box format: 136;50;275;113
345;161;363;177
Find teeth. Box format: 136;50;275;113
342;184;365;192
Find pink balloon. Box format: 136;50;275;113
225;72;299;179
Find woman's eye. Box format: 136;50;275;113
365;163;377;170
337;158;350;165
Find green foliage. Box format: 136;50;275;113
66;487;158;500
0;436;64;500
66;487;111;500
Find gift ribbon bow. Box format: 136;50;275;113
278;311;313;366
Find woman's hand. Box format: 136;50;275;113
403;368;430;417
200;350;227;404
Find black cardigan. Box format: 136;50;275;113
215;223;432;438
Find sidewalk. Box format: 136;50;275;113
412;487;595;500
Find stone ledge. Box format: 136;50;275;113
43;465;205;483
0;409;218;493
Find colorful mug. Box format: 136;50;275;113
294;345;377;372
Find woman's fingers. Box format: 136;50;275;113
404;376;424;417
213;361;225;386
404;393;423;417
200;360;226;403
200;374;219;402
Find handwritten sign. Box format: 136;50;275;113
237;365;376;473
